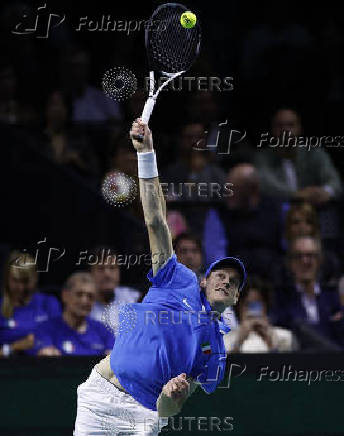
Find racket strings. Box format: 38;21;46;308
147;4;200;74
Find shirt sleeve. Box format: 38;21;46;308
45;295;62;318
33;321;54;353
147;254;198;290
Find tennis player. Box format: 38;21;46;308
73;119;246;435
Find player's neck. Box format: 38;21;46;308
63;311;87;333
209;301;227;315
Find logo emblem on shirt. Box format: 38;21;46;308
201;342;212;354
8;319;16;328
62;341;74;354
182;298;193;310
35;315;48;323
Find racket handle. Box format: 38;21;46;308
141;97;156;124
133;97;156;142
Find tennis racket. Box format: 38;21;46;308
133;3;201;141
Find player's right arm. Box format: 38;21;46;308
130;119;173;276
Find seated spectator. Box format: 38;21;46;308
174;232;205;280
174;232;237;329
35;272;114;356
167;210;188;239
282;201;340;282
254;107;342;204
59;45;122;124
162;122;226;202
162;122;226;237
273;236;344;350
39;90;99;179
203;163;283;278
285;201;320;245
0;60;37;125
224;276;296;353
0;250;61;357
89;247;141;324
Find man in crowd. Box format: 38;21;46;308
203;163;283;278
35;272;114;356
273;235;344;350
254;107;342;204
89;246;141;324
224;276;296;353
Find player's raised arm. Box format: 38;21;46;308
130;119;173;276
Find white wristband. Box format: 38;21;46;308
2;344;11;357
137;151;158;179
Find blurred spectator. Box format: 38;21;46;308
109;137;137;177
124;88;146;122
339;276;344;307
274;201;340;285
162;123;226;201
174;232;237;329
89;247;141;324
185;91;220;131
273;236;344;350
167;210;188;239
35;272;114;356
285;201;320;244
59;45;122;124
162;122;226;237
173;232;204;279
0;60;36;125
224;276;296;353
203;163;283;278
254;107;342;204
38;90;99;179
0;250;61;357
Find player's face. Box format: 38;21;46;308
205;268;241;307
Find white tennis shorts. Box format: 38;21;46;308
74;367;168;435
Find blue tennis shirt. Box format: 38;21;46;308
110;254;230;411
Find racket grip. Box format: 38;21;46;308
141;97;156;125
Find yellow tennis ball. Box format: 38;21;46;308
180;11;196;29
